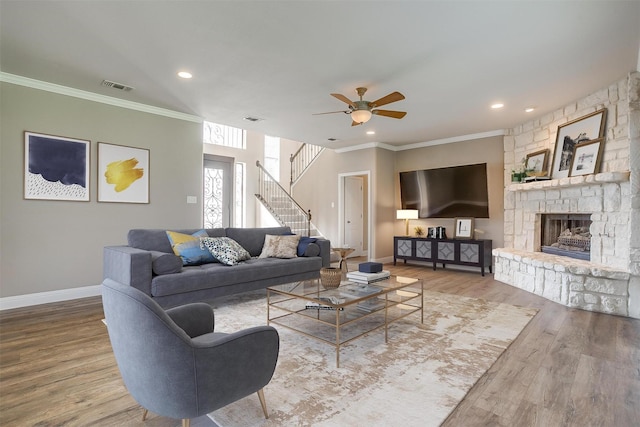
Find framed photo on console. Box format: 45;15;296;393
550;109;607;180
454;217;474;239
569;138;605;177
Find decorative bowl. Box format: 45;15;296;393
320;267;342;289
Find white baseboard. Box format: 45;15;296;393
0;284;102;311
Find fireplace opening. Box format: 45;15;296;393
540;214;591;261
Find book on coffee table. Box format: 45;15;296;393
346;270;390;284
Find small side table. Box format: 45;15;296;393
332;247;355;273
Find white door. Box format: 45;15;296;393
203;156;233;228
344;176;364;256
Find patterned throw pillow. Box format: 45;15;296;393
200;237;251;266
259;234;300;259
166;230;217;266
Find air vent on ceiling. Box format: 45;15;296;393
101;79;134;92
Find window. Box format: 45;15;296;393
264;135;280;181
203;121;246;149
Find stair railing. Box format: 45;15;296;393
256;160;311;236
290;143;324;191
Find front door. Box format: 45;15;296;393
203;156;233;228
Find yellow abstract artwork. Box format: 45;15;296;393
104;158;144;192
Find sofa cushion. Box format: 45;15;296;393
303;242;321;257
259;234;300;259
150;251;183;275
225;227;292;257
128;228;226;253
150;256;322;297
200;237;251;266
166;230;217;266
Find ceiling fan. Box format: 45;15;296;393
314;87;406;126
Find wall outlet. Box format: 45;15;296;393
187;196;197;204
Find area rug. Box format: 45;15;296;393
207;290;538;427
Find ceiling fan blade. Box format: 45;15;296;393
370;92;405;108
331;93;356;108
372;109;407;119
313;110;350;115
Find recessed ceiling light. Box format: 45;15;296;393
243;116;263;122
525;107;535;113
491;103;504;109
177;71;193;79
366;131;375;135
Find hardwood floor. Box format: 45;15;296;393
1;262;638;426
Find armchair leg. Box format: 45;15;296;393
142;408;148;421
182;419;190;427
257;388;269;419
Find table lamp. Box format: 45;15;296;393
397;209;419;236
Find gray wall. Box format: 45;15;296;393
0;82;203;298
394;136;505;249
293;137;504;261
0;81;505;302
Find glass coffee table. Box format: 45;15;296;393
267;275;423;367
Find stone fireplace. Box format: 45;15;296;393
540;213;591;261
493;72;639;319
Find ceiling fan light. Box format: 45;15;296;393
351;109;372;124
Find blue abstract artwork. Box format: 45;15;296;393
24;132;90;201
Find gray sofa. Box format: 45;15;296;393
103;226;330;308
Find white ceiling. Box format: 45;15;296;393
1;1;639;150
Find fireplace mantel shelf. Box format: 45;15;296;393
508;171;630;192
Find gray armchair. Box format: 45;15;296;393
101;279;279;427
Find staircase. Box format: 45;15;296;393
256;144;324;236
289;143;324;191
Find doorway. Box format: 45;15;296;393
203;155;233;228
339;172;370;259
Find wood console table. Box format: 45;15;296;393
394;236;493;276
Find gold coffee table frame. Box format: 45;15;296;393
267;275;423;367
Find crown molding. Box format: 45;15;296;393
333;129;506;153
0;72;202;123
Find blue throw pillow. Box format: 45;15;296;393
297;236;317;256
166;229;217;266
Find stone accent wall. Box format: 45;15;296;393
496;72;640;319
494;248;631;316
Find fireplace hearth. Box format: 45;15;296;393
540;214;591;261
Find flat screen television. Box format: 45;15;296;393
399;163;489;218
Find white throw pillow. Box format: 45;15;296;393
259;234;300;259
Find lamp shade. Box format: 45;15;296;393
351;109;372;124
396;209;419;220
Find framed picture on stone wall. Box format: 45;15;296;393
24;131;90;201
525;149;549;174
569;138;604;177
550;108;607;180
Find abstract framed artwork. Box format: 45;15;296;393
24;131;90;201
98;142;149;203
550;108;606;179
454;217;475;239
569;138;605;177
